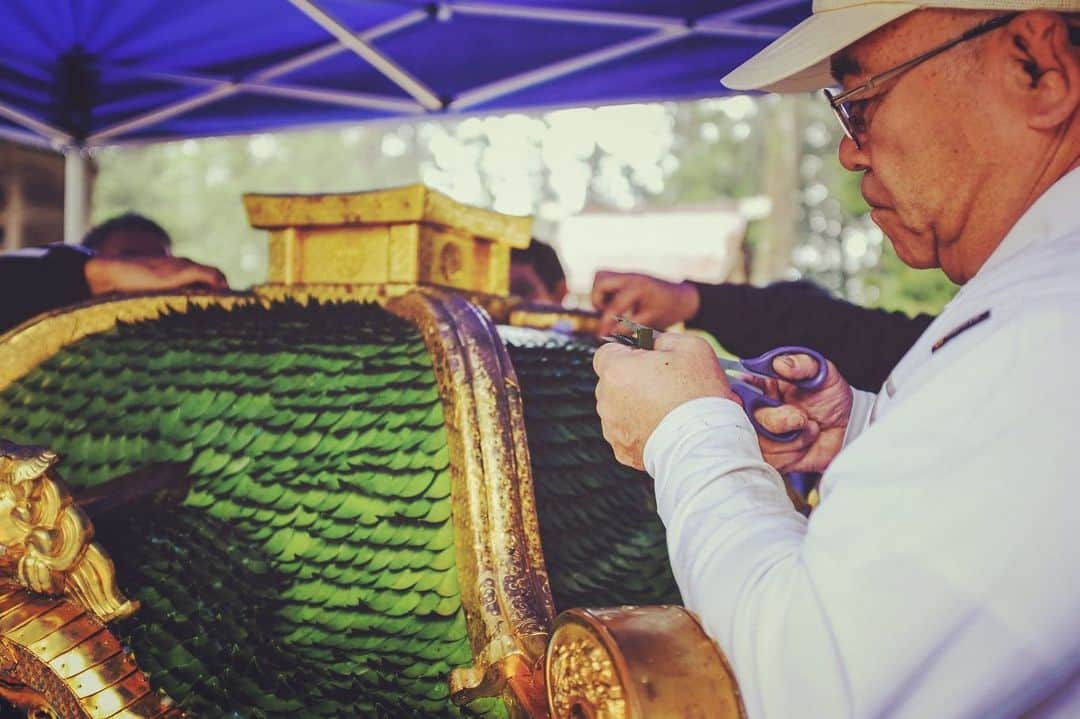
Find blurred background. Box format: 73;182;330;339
4;94;958;317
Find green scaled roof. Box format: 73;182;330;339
499;327;681;610
0;301;504;719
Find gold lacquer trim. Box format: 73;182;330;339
34;615;109;664
0;286;424;393
0;442;136;624
251;283;413;306
0;587;181;718
387;289;554;716
48;629;119;680
68;651;139;699
6;601;85;647
244;184;532;248
0;597;62;636
547;622;627;719
506;305;601;335
546;607;746;719
0;292;256;392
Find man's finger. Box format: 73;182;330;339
602;287;642;322
593;340;632;374
753;404;808;435
757;420;820;461
207;268;229;289
738;374;778;398
596;313;620;337
652;331;686;352
590;271;627;310
770;353;821;382
186;266;229;290
172;264;229;291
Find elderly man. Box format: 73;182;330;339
593;3;1079;718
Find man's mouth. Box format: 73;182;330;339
860;177;891;210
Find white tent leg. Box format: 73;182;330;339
64;148;89;244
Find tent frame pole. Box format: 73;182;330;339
0;99;72;146
288;0;443;110
447;3;685;29
63;147;89;245
241;83;424;113
94;65;424;114
704;0;807;24
16;0;806;148
84;9;430;145
447;0;797;35
88;85;236;144
450;26;689;110
0;125;55;150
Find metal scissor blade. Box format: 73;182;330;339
717;356;743;373
718;356;770;382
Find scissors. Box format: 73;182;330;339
718;346;827;442
602;319;826;442
602;316;656;350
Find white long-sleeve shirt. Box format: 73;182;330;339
644;168;1080;719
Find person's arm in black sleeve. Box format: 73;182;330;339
0;245;94;334
688;281;935;391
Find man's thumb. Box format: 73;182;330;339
771;353;820;381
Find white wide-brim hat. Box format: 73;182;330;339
722;0;1080;93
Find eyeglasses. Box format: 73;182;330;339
824;12;1018;149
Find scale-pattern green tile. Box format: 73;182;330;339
0;302;505;719
499;327;682;610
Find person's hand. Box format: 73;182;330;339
593;331;738;470
591;271;700;337
85;256;229;295
749;354;853;474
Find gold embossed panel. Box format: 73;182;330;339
0;587;181;719
546;607;746;719
246;185;531;296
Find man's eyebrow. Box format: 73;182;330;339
830;50;862;84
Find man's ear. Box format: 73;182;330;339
999;11;1080;130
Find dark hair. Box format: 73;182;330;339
511;240;565;294
81;212;172;251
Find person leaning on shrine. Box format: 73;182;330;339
511;239;569;304
0;214;227;333
591;272;933;391
80;211;173;258
593;2;1080;718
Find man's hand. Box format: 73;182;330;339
85;256;229;295
750;354;853;474
591;271;700;337
593;331;738;470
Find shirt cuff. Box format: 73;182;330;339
644;396;778;515
841;387;876;448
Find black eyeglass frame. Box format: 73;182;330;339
824;12;1019;149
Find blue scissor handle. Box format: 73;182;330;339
739;345;828;391
729;382;799;442
729;346;827;442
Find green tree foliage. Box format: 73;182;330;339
93;98;957;315
861;243;958;316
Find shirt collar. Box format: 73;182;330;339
972;166;1080;281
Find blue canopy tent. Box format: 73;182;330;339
0;0;810;237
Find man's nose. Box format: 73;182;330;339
837;135;870;172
